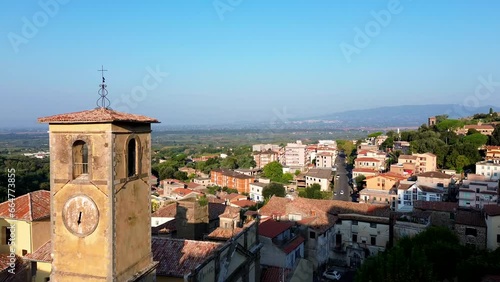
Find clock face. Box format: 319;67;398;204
62;195;99;237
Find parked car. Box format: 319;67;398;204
323;270;341;280
340;190;344;195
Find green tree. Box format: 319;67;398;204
220;156;238;169
354;175;366;190
489;125;500;145
294;170;301;176
436;119;464;132
463;133;488;148
282;172;294;184
173;171;188;181
263;182;286;199
158;165;175;180
367;132;383;138
298;183;329;199
262;161;283;182
381;137;394;151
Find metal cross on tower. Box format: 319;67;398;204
97;65;110;108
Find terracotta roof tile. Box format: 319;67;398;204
231;200;256;208
455;210;486;227
38;108;159;124
355;157;382;162
261;266;291;282
24;240;51;263
305;169;332;179
259;196;391;233
258;219;294;238
0;190;50;221
413;201;458;212
152;238;222;277
206;226;243;240
352;168;379;173
152;202;177;218
484;204;500;216
23;238;224;278
283;236;305;254
417;171;453;179
172;188;200;197
220;206;241;219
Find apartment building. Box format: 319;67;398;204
354;157;384;171
253;144;281;152
316;152;335;168
305;169;333;191
485;146;500;161
459;176;499;210
396;181;445;212
210;169;255;194
253;149;279;169
476;160;500;181
284;141;307;170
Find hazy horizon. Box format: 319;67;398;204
2;1;500;127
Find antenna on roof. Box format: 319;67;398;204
96;65;110;109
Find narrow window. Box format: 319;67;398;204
465;228;477;237
128;138;136;177
371;236;376;245
73;140;88;178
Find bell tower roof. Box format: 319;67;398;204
38;107;159;124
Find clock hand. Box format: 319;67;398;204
78;212;82;225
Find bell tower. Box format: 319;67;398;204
38;70;159;281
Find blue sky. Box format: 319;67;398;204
1;0;500;127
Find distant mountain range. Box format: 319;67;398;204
291;104;498;129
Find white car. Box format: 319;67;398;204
340;190;344;195
323;270;341;280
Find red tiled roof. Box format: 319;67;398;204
186;182;202;189
417;171;452;179
260;196;390;233
413;201;458;212
231;200;256;208
23;237;224;278
261;267;291;282
399;155;418;160
455;210;486;227
365;172;406;181
0;190;50;221
283;236;305;254
152;202;177;218
258;219;294;238
38;108;159;124
484;205;500;216
355;157;381;162
24;240;51;263
172;188;200;196
0;254;28;280
352;168;379;173
220;206;241;219
206;226;243;240
152;238;222;277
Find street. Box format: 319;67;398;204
332;153;352;202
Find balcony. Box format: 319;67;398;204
73;163;89;178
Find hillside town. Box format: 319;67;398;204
1;110;500;282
